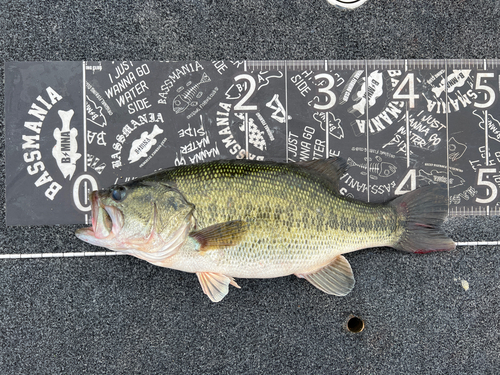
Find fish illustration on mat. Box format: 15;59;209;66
52;109;81;180
346;156;397;180
448;137;467;162
128;124;164;164
76;158;454;303
313;111;344;140
418;169;465;189
173;72;211;114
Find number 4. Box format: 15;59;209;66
395;169;416;195
393;73;419;109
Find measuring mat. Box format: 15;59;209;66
5;60;500;225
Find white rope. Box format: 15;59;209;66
455;241;500;246
0;252;128;259
0;242;498;259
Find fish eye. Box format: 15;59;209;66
111;186;126;201
174;100;181;106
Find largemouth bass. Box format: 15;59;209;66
76;158;455;302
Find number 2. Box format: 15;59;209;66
233;74;257;111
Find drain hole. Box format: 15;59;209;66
346;316;364;333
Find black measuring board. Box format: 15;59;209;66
5;60;500;225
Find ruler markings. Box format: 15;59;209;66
7;59;500;226
365;60;370;202
445;61;451;212
82;61;87;173
285;60;289;162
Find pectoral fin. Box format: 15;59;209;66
190;220;248;251
196;272;241;302
296;255;355;296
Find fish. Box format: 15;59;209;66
173;72;211;114
346;156;397;180
75;158;455;302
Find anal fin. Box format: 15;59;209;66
196;272;241;302
296;255;355;296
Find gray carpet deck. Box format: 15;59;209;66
1;1;499;374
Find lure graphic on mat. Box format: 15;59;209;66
76;158;455;302
173;72;211;114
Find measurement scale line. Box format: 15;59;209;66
285;60;289;162
445;62;450;214
365;60;370;202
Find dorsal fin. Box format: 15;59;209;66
190;220;248;251
297;157;348;192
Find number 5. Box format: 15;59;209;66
474;72;496;109
476;168;498;204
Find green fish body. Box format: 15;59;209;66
76;158;455;302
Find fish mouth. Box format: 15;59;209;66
76;191;124;241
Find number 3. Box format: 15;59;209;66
313;73;336;111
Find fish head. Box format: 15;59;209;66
76;181;195;258
173;94;189;114
380;162;397;177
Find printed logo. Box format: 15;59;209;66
346;156;397;180
448;137;467;161
313;111;344;140
85;95;107;127
52;109;81;180
173;72;211;114
418;169;465;189
266;94;291;124
473;110;500;143
349;70;384;117
128;124;164;163
432;70;471;98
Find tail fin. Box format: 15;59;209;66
390;184;456;253
199;72;211;84
346;157;357;168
